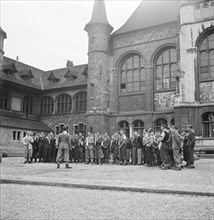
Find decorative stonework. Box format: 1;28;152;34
119;94;145;112
113;24;179;49
155;91;176;110
200;81;214;102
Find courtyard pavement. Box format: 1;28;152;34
1;157;214;196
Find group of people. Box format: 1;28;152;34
22;124;196;170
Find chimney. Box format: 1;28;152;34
66;60;73;68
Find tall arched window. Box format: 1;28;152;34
133;120;144;136
154;47;177;91
120;53;146;94
118;120;130;137
56;94;72;114
0;89;10;110
23;96;34;114
40;96;54;115
198;29;214;81
202;112;214;138
74;92;87;113
154;118;167;133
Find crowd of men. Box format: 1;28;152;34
22;124;196;170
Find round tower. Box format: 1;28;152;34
0;27;7;71
84;0;113;133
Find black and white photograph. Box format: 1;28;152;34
0;0;214;219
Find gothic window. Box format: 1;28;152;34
0;89;10;110
170;118;175;126
133;120;144;136
56;94;72;114
202;112;214;138
198;29;214;81
74;123;86;137
74;92;87;113
118;120;130;138
40;96;54;115
154;118;167;133
23;96;34;115
120;54;146;94
154;47;177;91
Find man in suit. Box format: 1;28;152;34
38;132;45;162
186;124;196;169
56;126;72;169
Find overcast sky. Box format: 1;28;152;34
1;1;141;71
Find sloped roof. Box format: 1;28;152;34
1;56;88;91
42;64;88;90
112;0;180;36
2;56;43;89
0;115;53;132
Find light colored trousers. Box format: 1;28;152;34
137;148;142;165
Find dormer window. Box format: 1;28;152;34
3;62;17;75
64;68;77;80
47;72;60;84
20;69;34;80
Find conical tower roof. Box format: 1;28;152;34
85;0;113;32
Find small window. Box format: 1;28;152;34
202;112;214;138
154;118;168;133
118;121;130;138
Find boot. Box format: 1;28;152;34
65;163;72;169
57;163;60;169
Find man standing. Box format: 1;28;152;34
22;131;34;164
56;126;72;169
159;124;171;170
186;125;196;169
170;125;182;171
133;131;143;165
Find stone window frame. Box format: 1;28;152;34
153;46;177;92
74;92;87;113
202;112;214;138
55;123;69;135
132;120;144;136
73;122;86;138
40;96;54;115
118;120;130;138
119;53;146;94
197;28;214;83
23;95;34;115
154;118;167;133
56;94;72;114
13;131;21;141
0;88;10;110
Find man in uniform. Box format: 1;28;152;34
56;126;72;169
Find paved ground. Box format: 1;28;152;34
1;157;214;195
1;184;214;220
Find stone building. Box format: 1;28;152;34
0;0;214;154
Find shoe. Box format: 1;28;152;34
23;161;27;164
172;167;181;171
65;164;72;169
161;166;169;170
186;164;195;169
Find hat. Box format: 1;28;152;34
148;128;153;133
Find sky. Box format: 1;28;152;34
1;0;141;71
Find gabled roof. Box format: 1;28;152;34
112;0;180;36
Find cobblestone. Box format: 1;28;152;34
1;157;214;194
1;184;214;220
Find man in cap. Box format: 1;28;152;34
56;126;72;169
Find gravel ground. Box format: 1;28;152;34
1;184;214;220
